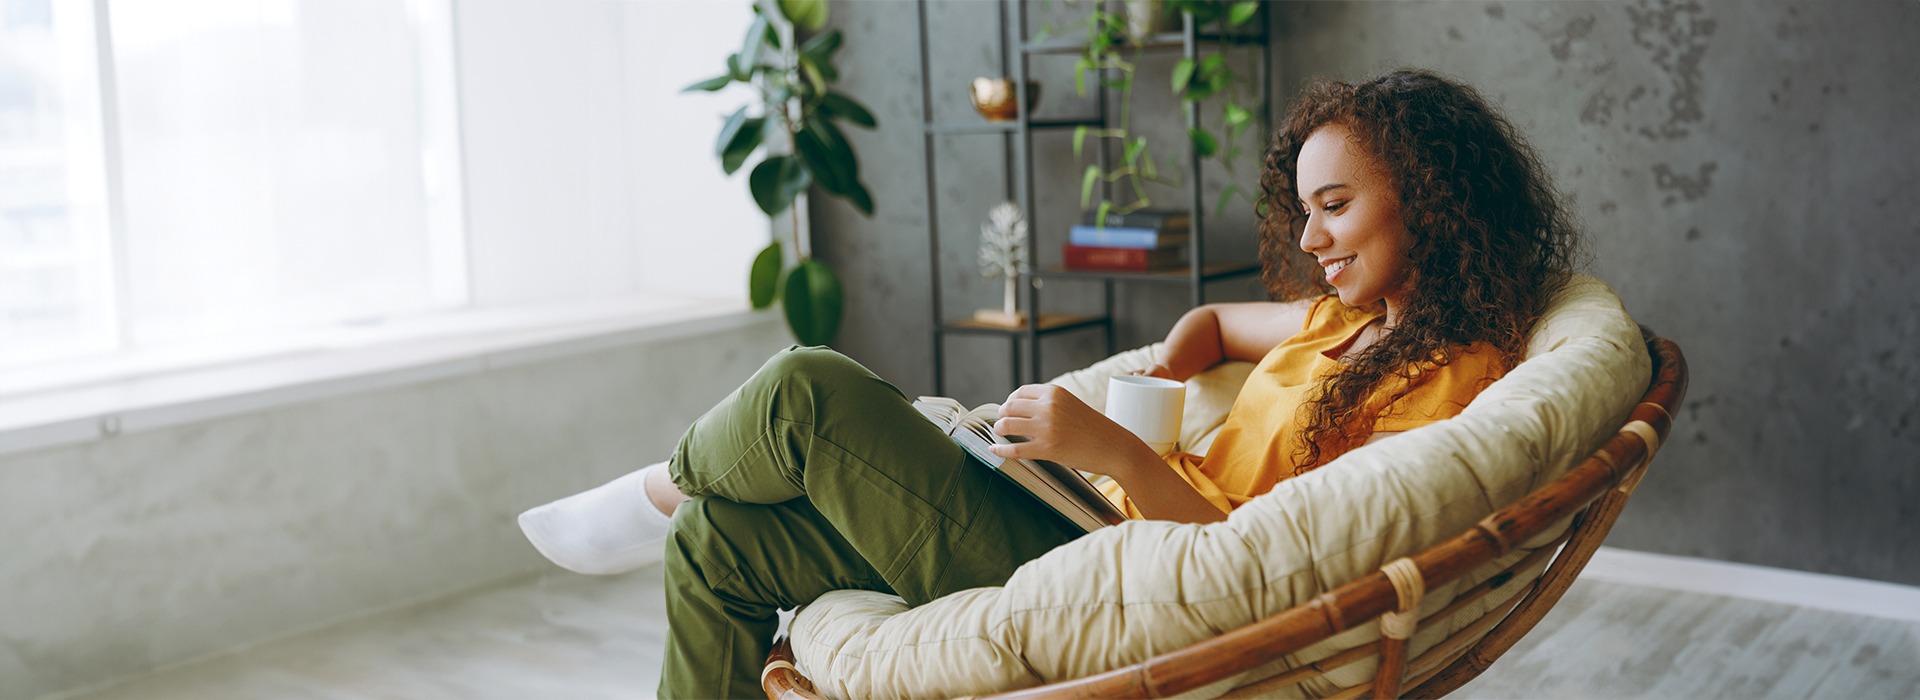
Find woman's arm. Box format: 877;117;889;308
989;384;1227;523
1147;299;1317;380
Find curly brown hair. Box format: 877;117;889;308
1257;69;1583;472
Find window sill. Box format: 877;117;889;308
0;294;777;457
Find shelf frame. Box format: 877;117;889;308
917;0;1271;396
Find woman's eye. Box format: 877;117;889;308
1324;201;1347;213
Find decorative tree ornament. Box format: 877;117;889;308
974;201;1029;327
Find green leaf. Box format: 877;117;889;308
782;260;844;346
726;118;767;175
1189;128;1219;158
1206;72;1230;95
1080;164;1100;207
1074;57;1092;96
1186;77;1220;100
749;241;783;309
740;13;769;73
1123;136;1145;167
1073;125;1087;159
717;108;765;175
1216;184;1238;217
682;74;734;93
800;29;843;61
778;0;828;31
800;59;827;97
715;108;747;155
814;57;840;84
794;125;851;196
819;92;876;128
749;156;811;216
1171;57;1195;95
847;180;874;216
1199;53;1226;76
1093;200;1112;228
800;116;872;215
726;53;751;81
764;17;782;49
1224;103;1253;128
1141;151;1158;180
1228;1;1260;26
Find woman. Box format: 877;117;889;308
518;69;1579;698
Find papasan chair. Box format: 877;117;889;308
762;275;1687;699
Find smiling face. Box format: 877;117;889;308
1294;123;1416;326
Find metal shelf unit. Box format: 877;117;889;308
917;0;1270;395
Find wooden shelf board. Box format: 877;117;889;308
941;312;1108;335
926;116;1104;135
1034;262;1260;283
1021;31;1269;56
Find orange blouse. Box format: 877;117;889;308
1104;295;1505;518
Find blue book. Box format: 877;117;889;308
1067;224;1190;249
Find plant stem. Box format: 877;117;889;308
777;24;805;261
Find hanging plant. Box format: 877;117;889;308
1066;0;1264;221
1168;0;1263;215
684;0;877;346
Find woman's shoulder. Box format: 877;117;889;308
1302;295;1381;336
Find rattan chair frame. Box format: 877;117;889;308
764;333;1687;700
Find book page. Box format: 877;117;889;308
913;396;968;434
913;395;1122;532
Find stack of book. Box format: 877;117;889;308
1061;208;1190;272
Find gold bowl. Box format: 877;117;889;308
969;77;1040;122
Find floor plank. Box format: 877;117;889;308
1455;578;1920;699
63;568;1920;699
68;568;668;700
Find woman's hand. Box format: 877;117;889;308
986;384;1156;479
1125;362;1175;379
989;383;1229;523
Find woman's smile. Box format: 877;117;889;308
1322;255;1356;282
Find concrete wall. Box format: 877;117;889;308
813;1;1920;586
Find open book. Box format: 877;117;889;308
913;396;1129;533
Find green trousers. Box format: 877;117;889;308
657;346;1085;699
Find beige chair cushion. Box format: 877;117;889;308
788;275;1651;698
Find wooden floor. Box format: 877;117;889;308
64;564;1920;700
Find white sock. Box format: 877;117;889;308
518;461;674;575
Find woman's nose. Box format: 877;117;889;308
1299;213;1328;252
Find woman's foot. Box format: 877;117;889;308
518;461;676;575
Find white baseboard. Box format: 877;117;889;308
1582;547;1920;623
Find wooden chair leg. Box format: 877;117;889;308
1371;557;1425;699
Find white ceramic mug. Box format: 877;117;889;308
1107;375;1185;456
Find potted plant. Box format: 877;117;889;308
684;0;878;346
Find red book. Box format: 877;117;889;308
1062;243;1186;271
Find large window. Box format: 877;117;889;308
0;0;116;368
0;0;761;387
109;0;468;349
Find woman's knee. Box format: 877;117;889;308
748;346;877;401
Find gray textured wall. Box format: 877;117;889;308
813;0;1920;586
